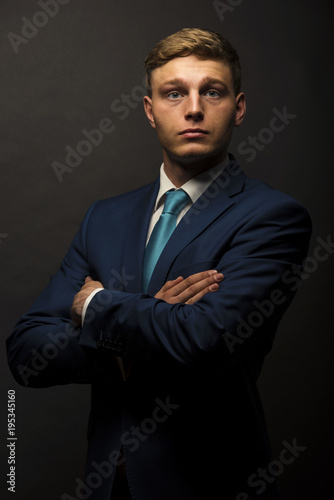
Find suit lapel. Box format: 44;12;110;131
147;160;246;294
122;179;160;293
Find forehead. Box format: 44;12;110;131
150;54;233;88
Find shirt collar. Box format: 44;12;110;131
154;155;230;212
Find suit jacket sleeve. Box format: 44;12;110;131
6;202;113;387
79;198;312;370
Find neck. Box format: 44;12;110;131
162;151;228;187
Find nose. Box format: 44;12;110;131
185;92;204;121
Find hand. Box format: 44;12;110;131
71;277;127;380
71;276;104;326
155;270;224;305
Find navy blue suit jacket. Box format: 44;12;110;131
7;156;312;499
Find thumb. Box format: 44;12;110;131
85;276;93;284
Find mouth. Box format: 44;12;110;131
179;128;209;138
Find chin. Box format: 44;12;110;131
174;148;223;165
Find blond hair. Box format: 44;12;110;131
144;27;241;97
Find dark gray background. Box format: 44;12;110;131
1;0;333;498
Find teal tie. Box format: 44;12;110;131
143;189;190;292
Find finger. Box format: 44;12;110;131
157;271;217;298
159;276;184;293
176;273;223;303
185;283;219;305
170;270;219;295
177;269;218;291
82;278;104;291
154;277;184;299
171;271;223;300
71;297;84;326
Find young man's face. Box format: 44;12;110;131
144;54;245;176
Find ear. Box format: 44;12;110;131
234;92;246;127
143;96;156;128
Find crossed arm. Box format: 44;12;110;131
6;197;311;387
70;271;224;381
71;270;224;327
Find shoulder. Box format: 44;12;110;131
223;155;312;233
243;176;311;224
97;181;155;209
83;181;156;219
223;155;310;219
229;177;313;257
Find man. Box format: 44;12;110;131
7;28;311;499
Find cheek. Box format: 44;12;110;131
153;115;175;140
212;110;235;134
153;123;174;149
154;120;168;136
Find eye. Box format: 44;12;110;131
205;90;221;98
167;91;183;100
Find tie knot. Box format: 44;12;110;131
162;189;190;216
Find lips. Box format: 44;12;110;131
179;128;208;138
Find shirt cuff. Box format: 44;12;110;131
81;288;105;326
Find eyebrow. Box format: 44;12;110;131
160;77;227;88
